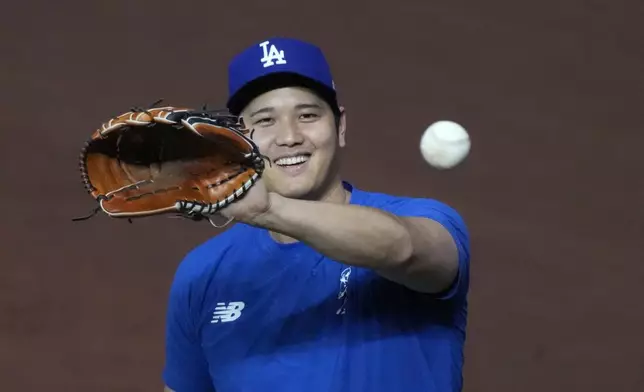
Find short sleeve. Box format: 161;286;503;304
391;198;471;301
162;264;216;392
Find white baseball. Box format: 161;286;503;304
419;120;471;169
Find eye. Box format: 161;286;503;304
254;117;273;126
300;112;319;121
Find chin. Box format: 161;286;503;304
265;174;317;199
264;158;334;199
272;182;317;199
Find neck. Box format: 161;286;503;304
269;178;349;244
318;178;350;204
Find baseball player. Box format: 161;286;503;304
162;37;471;392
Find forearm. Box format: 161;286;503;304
252;194;413;270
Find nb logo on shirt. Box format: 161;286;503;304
211;301;245;323
259;40;286;68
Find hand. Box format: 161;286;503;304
217;177;273;225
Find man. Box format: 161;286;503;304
162;37;471;392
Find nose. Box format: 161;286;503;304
275;118;304;146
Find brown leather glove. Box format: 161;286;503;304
74;104;265;223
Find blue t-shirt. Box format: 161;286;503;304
163;183;471;392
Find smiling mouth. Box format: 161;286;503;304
274;154;311;167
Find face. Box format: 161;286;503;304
240;86;346;200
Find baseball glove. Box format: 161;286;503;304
73;103;266;224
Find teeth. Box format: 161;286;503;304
275;155;310;166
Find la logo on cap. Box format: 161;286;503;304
259;40;286;68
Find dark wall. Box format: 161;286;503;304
1;1;642;391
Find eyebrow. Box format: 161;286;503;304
249;103;323;118
295;103;322;110
248;107;273;117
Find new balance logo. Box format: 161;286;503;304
211;301;245;323
259;40;286;68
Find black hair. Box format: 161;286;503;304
227;72;342;123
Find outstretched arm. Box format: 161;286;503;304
251;194;461;294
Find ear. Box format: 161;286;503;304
337;106;347;147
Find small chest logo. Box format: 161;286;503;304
259;40;287;68
211;301;245;323
336;267;352;315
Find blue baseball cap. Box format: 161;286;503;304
226;37;338;115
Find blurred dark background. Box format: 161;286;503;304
1;0;643;390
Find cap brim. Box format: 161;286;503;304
227;72;338;116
